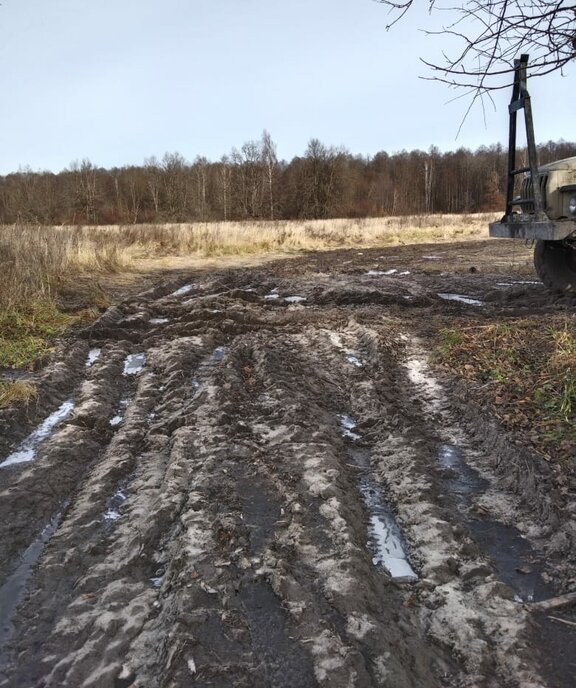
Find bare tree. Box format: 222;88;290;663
261;130;278;221
378;1;576;91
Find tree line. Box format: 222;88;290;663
1;132;575;225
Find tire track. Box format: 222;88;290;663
0;259;571;687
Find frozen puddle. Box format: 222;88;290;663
438;293;484;306
150;317;169;325
0;509;64;649
338;414;417;582
170;283;195;297
85;348;101;367
0;401;74;468
123;353;146;375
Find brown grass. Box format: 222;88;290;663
0;379;37;408
70;213;495;259
0;214;495;372
1;214;495;310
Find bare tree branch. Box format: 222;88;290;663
378;0;576;90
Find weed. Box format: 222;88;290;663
436;317;576;467
0;380;37;408
0;300;74;369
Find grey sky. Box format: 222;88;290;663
0;0;574;174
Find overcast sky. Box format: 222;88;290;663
0;0;574;174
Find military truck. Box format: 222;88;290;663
489;55;576;293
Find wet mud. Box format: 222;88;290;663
0;239;574;687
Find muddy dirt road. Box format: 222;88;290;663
0;240;574;687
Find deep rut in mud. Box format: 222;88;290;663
0;242;574;688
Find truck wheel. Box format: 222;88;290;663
534;239;576;293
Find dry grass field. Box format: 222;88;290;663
0;214;494;309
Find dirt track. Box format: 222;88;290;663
0;240;574;688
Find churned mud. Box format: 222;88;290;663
0;239;574;687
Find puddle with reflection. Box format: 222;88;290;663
110;398;130;427
0;401;75;468
85;348;101;367
438;444;552;602
438;293;484;306
338;415;417;582
103;483;129;528
123;353;146;375
170;284;195;297
337;413;361;441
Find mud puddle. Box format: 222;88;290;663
110;397;130;427
438;444;551;602
0;508;65;664
238;476;281;556
437;293;484;306
438;444;576;688
123;353;146;375
170;283;195;297
103;482;129;527
236;476;316;686
0;400;74;468
85;348;101;367
339;415;417;582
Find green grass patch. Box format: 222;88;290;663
436;318;576;467
0;300;76;369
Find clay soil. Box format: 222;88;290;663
0;239;574;688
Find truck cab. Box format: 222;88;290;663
488;56;576;293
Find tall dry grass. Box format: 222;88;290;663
84;213;495;257
0;214;495;309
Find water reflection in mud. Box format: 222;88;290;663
338;414;417;582
0;509;65;651
0;401;75;468
438;444;552;603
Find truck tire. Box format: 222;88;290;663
534;239;576;293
